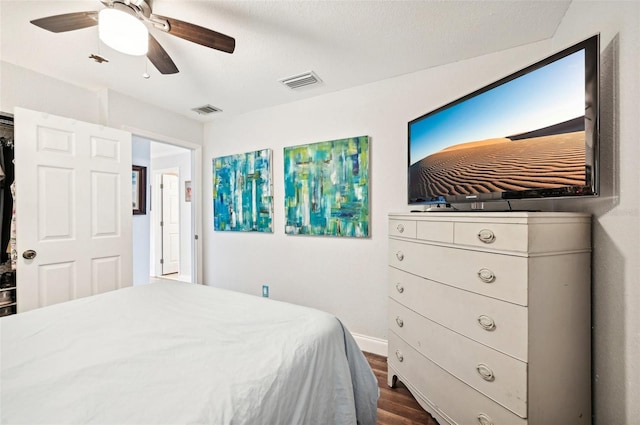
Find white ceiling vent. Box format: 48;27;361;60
191;104;222;115
280;71;322;90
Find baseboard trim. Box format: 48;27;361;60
351;332;388;357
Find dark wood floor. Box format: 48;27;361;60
364;352;440;425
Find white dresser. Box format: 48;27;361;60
387;212;591;425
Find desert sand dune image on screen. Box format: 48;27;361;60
409;130;587;199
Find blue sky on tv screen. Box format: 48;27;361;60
410;50;585;165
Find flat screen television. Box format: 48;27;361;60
408;34;600;206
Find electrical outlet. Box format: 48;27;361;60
262;285;269;298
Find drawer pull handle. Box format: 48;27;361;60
477;229;496;244
395;316;404;328
395;283;404;293
477;413;494;425
476;364;495;382
395;251;405;261
477;315;496;331
397;224;405;233
477;268;496;283
395;349;404;362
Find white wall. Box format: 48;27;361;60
1;61;99;123
203;2;640;423
102;90;203;146
132;136;151;285
552;2;640;423
0;62;203;145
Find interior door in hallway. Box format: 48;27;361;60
161;173;179;275
15;107;133;312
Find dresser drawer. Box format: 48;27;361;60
389;299;527;416
389;219;417;238
389;238;528;306
388;332;527;425
416;220;453;243
454;222;528;252
453;220;591;254
389;267;528;361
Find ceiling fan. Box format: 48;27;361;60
30;0;236;75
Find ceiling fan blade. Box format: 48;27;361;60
31;11;98;33
152;14;235;54
148;34;179;75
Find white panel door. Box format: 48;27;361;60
15;108;132;312
161;173;179;275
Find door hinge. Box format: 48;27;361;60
160;259;164;264
160;221;163;226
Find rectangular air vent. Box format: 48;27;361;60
280;71;322;90
191;104;222;115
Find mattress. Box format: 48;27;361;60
0;281;378;424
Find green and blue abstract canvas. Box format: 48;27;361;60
284;136;369;237
213;149;273;232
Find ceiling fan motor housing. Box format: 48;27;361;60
100;0;150;19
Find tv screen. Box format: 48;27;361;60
408;34;599;205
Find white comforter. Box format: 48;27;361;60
0;282;378;424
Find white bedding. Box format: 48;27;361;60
0;281;378;424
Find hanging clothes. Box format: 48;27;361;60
0;119;15;303
0;138;6;263
10;181;16;271
0;122;14;266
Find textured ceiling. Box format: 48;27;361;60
0;0;572;121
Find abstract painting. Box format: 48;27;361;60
213;149;273;232
284;136;369;237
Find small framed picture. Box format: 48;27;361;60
185;180;192;202
132;165;147;215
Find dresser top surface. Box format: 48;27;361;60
389;211;591;223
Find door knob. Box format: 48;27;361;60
22;250;37;260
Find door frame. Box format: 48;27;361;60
123;126;203;285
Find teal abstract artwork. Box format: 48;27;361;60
213;149;273;232
284;136;369;237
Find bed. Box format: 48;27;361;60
0;281;378;424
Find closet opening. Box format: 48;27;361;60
0;114;16;316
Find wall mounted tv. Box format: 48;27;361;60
408;34;600;205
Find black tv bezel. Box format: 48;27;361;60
407;34;600;205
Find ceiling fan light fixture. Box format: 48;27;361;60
98;8;148;56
